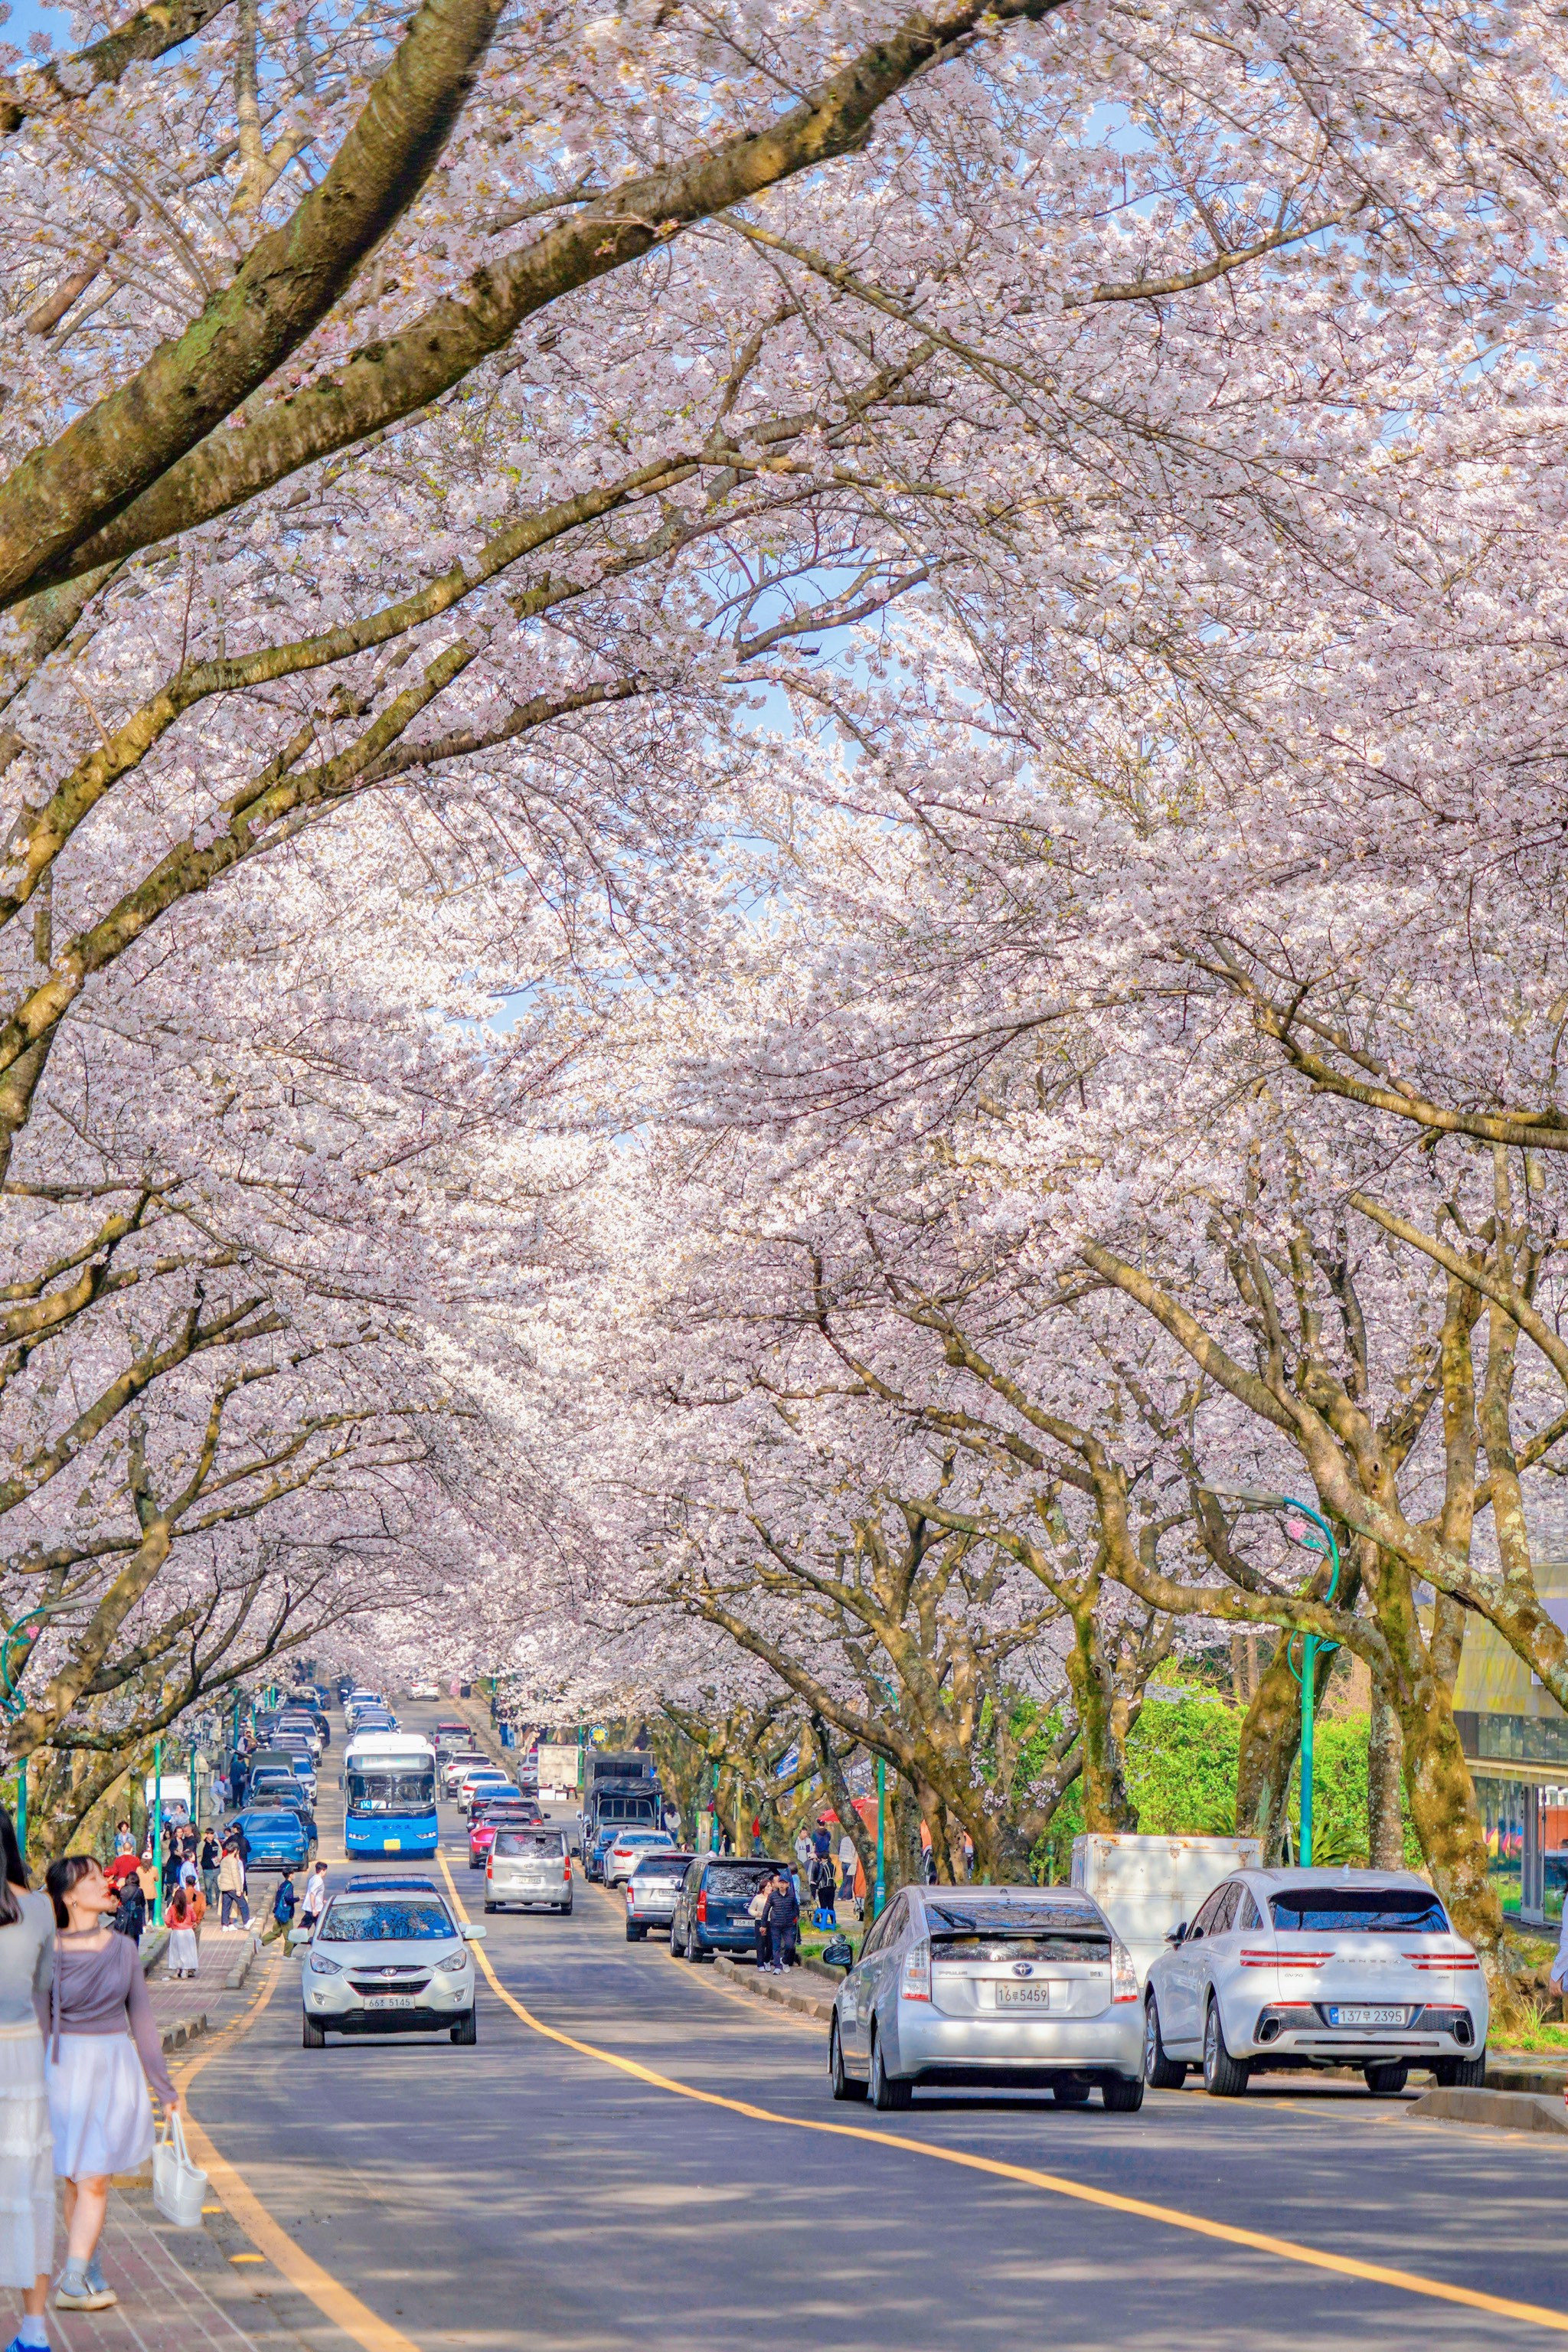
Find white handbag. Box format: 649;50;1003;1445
152;2111;207;2229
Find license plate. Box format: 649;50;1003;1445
361;1996;416;2011
1327;2004;1408;2027
384;1839;401;1852
996;1983;1057;2007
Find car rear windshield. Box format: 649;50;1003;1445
703;1864;777;1899
631;1856;692;1883
318;1900;455;1941
1270;1887;1451;1934
494;1830;565;1857
926;1901;1110;1958
595;1795;659;1824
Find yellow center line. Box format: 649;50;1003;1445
173;1949;424;2352
439;1857;1568;2337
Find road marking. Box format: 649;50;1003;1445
174;1952;425;2352
439;1857;1568;2337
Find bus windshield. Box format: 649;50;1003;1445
347;1769;435;1813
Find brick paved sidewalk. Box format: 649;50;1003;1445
0;2186;262;2352
143;1921;263;2047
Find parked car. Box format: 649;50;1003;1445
229;1798;316;1872
296;1877;485;2044
625;1852;694;1940
1141;1866;1488;2099
485;1827;573;1915
827;1883;1144;2112
247;1765;314;1823
604;1828;675;1887
584;1824;623;1884
670;1855;793;1962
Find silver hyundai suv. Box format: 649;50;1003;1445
296;1877;486;2046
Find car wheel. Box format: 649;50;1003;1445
1431;2053;1487;2089
1363;2061;1410;2097
626;1923;645;1942
684;1925;703;1963
450;2009;478;2046
869;2034;911;2112
484;1900;496;1914
1051;2079;1091;2106
302;2014;325;2047
1202;1999;1251;2098
1144;1994;1187;2089
1102;2074;1145;2112
829;2020;867;2103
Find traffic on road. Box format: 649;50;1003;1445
136;1684;1557;2352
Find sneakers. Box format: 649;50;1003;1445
55;2259;116;2311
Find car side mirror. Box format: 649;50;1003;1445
821;1936;854;1970
459;1922;487;1942
1166;1922;1187;1946
287;1926;312;1945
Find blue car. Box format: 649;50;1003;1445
230;1800;315;1872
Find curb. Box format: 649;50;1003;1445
225;1932;263;1991
159;2009;209;2056
139;1928;169;1977
1406;2086;1568;2135
1488;2056;1568;2096
713;1953;835;2023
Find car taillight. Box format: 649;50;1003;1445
697;1890;707;1922
1112;1940;1139;2001
900;1939;931;2002
564;1858;572;1881
485;1862;492;1878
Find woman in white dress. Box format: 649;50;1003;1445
44;1858;177;2313
0;1808;54;2352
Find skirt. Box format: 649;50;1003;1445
47;2035;155;2180
168;1926;199;1974
0;2027;54;2286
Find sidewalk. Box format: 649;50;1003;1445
0;2184;265;2352
142;1920;263;2050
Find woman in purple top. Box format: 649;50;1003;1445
44;1857;177;2314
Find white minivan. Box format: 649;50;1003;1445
1142;1867;1488;2097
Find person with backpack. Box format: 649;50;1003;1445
0;1806;56;2352
266;1870;297;1944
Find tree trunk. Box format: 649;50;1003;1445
1367;1682;1405;1868
1236;1632;1299;1858
1064;1606;1137;1832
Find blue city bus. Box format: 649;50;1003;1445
341;1733;438;1858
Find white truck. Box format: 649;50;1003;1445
535;1742;580;1798
1072;1833;1263;1984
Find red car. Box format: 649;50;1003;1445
469;1798;544;1869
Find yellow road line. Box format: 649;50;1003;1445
174;1950;424;2352
439;1857;1568;2337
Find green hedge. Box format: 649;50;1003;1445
1024;1699;1417;1880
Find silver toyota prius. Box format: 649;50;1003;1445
828;1883;1145;2111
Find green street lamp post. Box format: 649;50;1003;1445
1202;1485;1341;1866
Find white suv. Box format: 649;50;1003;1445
1142;1867;1488;2098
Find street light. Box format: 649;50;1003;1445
1201;1484;1342;1867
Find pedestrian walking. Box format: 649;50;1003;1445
44;1855;177;2314
838;1832;857;1904
165;1883;200;1980
299;1860;328;1938
0;1806;57;2352
812;1821;832;1863
217;1840;249;1931
265;1869;297;1944
109;1870;145;1948
112;1821;133;1860
794;1828;813;1880
760;1868;799;1973
199;1828;220;1911
809;1851;838;1929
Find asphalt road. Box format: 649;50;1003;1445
194;1704;1568;2352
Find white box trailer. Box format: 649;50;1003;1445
1071;1833;1262;1984
536;1742;580;1798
